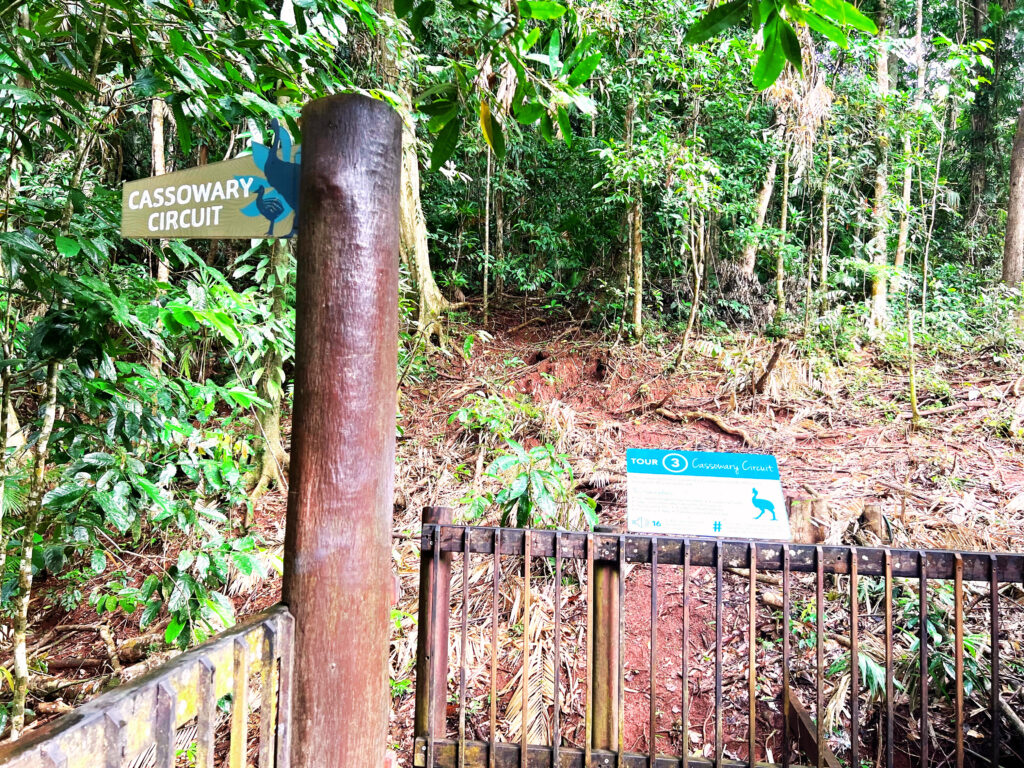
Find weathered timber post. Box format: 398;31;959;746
414;506;453;739
282;93;402;768
591;525;621;750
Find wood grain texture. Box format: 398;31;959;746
281;93;402;768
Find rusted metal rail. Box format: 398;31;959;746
0;605;293;768
413;523;1023;768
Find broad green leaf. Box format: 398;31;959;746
394;0;413;17
556;106;572;147
684;0;748;44
409;0;436;34
518;0;567;20
810;0;878;33
54;236;80;258
568;52;601;87
753;16;786;90
548;27;561;72
779;19;803;74
803;11;849;48
515;101;546;125
165;616;185;644
430;116;462;172
91;549;107;573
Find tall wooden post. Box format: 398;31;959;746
591;525;621;749
282;93;402;768
413;506;453;739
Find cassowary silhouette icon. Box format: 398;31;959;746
751;488;776;520
240;119;301;237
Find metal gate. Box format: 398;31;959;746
413;513;1023;768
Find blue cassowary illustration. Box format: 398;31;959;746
240;119;301;237
751;488;776;521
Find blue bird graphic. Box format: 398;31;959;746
240;120;301;237
751;488;776;521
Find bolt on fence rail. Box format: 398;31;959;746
0;605;293;768
413;520;1024;768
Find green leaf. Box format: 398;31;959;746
753;16;786;90
91;549;107;573
394;0;413;17
54;236;81;259
165;616;185;645
430;116;462;172
517;0;567;19
810;0;878;33
803;11;849;47
409;0;436;34
515;101;546;125
684;0;748;44
555;106;572;147
568;52;601;87
779;19;803;74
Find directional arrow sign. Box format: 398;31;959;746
121;120;299;240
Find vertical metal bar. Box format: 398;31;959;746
954;553;964;768
815;546;824;768
553;531;562;768
849;548;859;768
490;528;501;768
884;550;894;768
230;636;250;768
592;527;620;751
196;657;216;768
459;527;470;768
715;540;723;768
682;540;691;768
990;554;1000;768
522;530;531;768
618;534;627;767
258;624;279;768
154;683;175;768
782;545;791;768
749;543;757;768
585;533;594;767
650;537;659;767
102;714;123;768
920;551;929;768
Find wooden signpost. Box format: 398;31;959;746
121;119;300;239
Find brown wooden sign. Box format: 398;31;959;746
121;120;299;240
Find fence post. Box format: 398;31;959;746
281;93;402;768
414;506;453;739
591;525;621;750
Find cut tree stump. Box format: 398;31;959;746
788;497;827;544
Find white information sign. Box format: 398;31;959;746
626;449;791;540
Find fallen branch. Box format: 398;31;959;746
1001;697;1024;741
656;408;756;446
753;341;785;395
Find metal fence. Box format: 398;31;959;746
413;522;1024;768
0;604;293;768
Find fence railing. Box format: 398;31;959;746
0;604;293;768
413;520;1024;768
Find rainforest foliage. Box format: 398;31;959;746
1;0;1024;739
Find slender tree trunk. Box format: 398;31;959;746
494;181;504;296
483;148;491;325
1002;100;1024;285
895;0;925;270
150;97;170;372
921;109;949;328
10;361;59;740
741;156;779;275
869;0;891;332
624;97;643;338
820;142;832;291
249;238;291;502
774;146;790;324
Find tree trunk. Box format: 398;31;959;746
1002;100;1024;285
494;180;505;296
774;147;790;325
483;148;491;325
869;0;890;332
249;239;292;502
150;97;170;372
741;156;779;275
820;143;832;290
624;97;643;339
10;361;59;740
894;0;924;270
